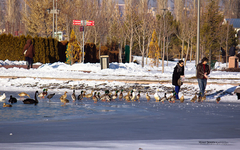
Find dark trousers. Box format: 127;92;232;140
25;57;33;69
197;78;207;97
175;86;180;99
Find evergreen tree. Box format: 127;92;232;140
66;29;81;64
148;30;160;67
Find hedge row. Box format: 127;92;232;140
0;34;60;63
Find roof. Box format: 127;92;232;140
225;18;240;28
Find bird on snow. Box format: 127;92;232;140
78;91;85;101
111;90;119;101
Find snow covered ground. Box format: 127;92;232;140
0;58;240;149
0;57;239;83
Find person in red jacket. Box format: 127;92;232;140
23;39;35;69
196;57;210;101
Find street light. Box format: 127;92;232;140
47;0;60;38
196;0;200;75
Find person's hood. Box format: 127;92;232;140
27;39;32;45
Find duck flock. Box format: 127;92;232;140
0;87;223;108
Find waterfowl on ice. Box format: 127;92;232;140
71;90;76;101
23;91;39;105
146;93;151;101
3;103;12;107
47;93;55;102
0;92;6;101
18;92;30;98
216;97;221;103
8;95;17;103
38;89;48;99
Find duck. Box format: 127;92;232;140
3;103;12;107
85;90;93;99
154;89;161;102
0;92;6;101
201;95;206;101
130;89;136;101
191;93;197;103
160;93;167;103
47;93;55;102
167;92;176;103
216;97;221;104
92;92;98;103
136;91;141;101
38;89;48;99
60;98;70;106
71;90;76;101
124;92;131;102
119;90;123;100
101;90;111;102
60;91;68;100
96;92;101;100
18;92;30;98
180;95;184;103
23;91;39;105
8;95;17;103
146;92;151;101
111;90;118;101
78;91;84;101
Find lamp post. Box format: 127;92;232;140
196;0;200;75
47;0;60;38
162;8;167;73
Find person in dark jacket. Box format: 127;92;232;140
23;39;35;69
172;60;184;100
196;57;210;100
229;45;236;56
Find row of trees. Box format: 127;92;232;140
0;0;239;70
0;34;59;63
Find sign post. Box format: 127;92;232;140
73;20;94;63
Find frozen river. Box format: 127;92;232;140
0;90;240;149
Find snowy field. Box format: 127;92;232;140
0;56;239;84
0;57;240;149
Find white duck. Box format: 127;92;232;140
154;89;161;102
0;93;6;101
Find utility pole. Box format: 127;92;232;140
196;0;200;75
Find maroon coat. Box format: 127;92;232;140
23;39;35;58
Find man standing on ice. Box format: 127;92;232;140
196;57;210;101
172;60;185;100
23;39;35;69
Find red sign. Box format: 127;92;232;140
80;26;84;32
73;20;94;26
73;20;82;25
86;20;95;26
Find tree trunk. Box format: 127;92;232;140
166;36;169;66
181;39;184;60
190;37;193;62
184;38;190;66
142;33;145;67
146;37;150;65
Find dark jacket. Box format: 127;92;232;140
23;39;35;58
172;64;184;86
196;63;210;79
229;46;235;56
